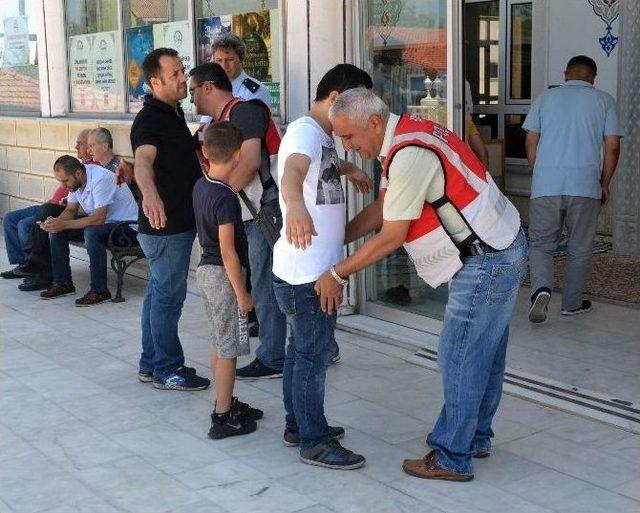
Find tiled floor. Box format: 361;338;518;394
1;247;639;513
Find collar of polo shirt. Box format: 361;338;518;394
379;113;400;161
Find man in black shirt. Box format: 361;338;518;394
189;62;287;380
130;47;210;391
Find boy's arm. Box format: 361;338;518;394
219;223;253;313
281;153;315;250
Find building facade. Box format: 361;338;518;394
0;0;637;333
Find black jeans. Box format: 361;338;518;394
25;203;66;281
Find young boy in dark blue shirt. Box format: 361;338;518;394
193;121;263;439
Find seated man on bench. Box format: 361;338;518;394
39;155;138;306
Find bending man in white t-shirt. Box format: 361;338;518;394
271;64;373;470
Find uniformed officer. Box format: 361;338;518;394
211;32;271;106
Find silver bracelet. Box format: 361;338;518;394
330;266;348;286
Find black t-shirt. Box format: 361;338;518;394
229;102;276;205
192;176;248;268
130;95;201;235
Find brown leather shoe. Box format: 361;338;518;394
75;290;112;307
40;282;76;299
402;451;474;481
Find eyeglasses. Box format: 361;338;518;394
189;80;215;96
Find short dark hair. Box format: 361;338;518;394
189;62;232;92
203;121;243;163
315;64;373;102
566;55;597;75
142;47;180;83
54;155;85;175
211;33;246;61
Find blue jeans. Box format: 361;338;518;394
138;230;195;380
49;223;118;292
427;229;528;475
3;205;39;264
244;220;287;370
273;278;336;450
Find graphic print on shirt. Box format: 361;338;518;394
316;146;344;205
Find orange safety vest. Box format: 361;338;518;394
381;115;520;287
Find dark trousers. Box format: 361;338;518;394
26;203;66;282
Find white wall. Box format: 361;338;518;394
547;0;620;98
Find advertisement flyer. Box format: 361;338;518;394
196;16;232;65
126;25;154;113
153;20;194;113
68;34;95;111
3;16;30;67
91;31;122;112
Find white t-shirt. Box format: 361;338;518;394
272;116;346;285
67;164;138;227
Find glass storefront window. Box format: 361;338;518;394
123;0;191;114
66;0;123;113
0;0;41;114
194;1;282;117
362;0;449;320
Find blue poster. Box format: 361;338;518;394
197;16;231;65
126;25;154;112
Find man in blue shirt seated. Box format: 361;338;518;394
38;155;139;306
523;55;623;323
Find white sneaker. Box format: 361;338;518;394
529;289;551;323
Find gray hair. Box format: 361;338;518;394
329;88;390;126
211;33;246;61
89;127;113;149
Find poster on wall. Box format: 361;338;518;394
231;11;272;82
3;16;30;67
196;16;232;65
127;25;154;113
90;31;122;112
153;20;194;113
68;34;95;111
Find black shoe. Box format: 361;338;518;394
284;425;345;447
299;438;365;470
13;261;39;277
208;410;257;440
18;277;51;291
230;397;263;421
1;266;26;279
529;287;551;323
153;366;210;391
139;365;196;383
561;300;593;316
236;358;283;380
330;353;341;365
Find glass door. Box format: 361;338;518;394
356;0;461;330
463;0;532;193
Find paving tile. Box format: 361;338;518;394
197;479;316;513
613;478;640;501
111;427;232;475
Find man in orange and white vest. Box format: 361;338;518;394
315;88;528;482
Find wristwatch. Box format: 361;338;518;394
330;266;349;286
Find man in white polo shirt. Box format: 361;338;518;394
39;155;138;306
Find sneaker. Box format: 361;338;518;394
236;358;283;380
18;276;51;292
330;353;341;365
138;365;196;383
528;287;551;323
299;438;365;470
40;282;76;299
208;409;257;440
153;367;210;391
561;300;593;316
284;425;345;447
230;397;263;421
75;290;112;307
13;261;39;277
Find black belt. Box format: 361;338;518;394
459;241;496;257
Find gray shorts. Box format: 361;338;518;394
196;265;250;359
